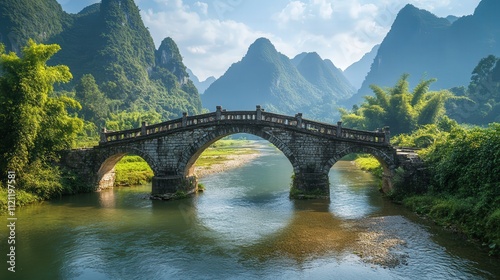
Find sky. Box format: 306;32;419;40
56;0;481;81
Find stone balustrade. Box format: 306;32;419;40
100;105;389;145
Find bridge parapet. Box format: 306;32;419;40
99;106;390;145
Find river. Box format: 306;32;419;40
1;142;499;279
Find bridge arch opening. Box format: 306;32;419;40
96;149;157;190
183;133;296;182
324;146;395;194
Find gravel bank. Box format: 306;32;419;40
194;152;262;178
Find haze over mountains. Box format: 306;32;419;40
1;0;499;122
347;0;500;106
343;44;379;90
187;69;215;95
202;38;355;121
201;0;500;118
0;0;202;120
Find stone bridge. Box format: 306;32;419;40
61;106;401;199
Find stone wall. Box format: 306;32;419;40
61;121;398;199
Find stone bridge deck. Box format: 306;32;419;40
100;106;390;146
63;106;403;200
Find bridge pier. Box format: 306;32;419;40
65;107;400;202
291;172;330;199
151;175;198;198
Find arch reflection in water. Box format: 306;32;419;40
195;140;294;246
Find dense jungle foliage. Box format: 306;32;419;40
0;41;84;205
0;37;498;257
343;57;500;255
1;0;203;136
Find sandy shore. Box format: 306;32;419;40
194;151;262;178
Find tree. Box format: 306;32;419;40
340;74;452;135
0;40;82;181
447;55;500;125
468;55;500;123
74;74;109;127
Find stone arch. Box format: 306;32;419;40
323;145;396;193
94;146;158;189
179;124;298;177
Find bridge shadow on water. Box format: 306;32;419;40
237;199;361;264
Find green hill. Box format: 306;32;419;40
0;0;202;122
348;0;500;107
202;38;355;121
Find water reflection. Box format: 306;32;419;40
240;200;358;263
98;189;116;208
1;143;499;279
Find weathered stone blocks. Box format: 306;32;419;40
61;111;401;200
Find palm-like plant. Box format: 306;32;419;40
340;74;452;135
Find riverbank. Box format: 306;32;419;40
114;139;262;185
195;152;261;178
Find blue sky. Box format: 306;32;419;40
56;0;481;80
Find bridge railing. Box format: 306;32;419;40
100;105;389;145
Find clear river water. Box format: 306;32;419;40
1;142;499;279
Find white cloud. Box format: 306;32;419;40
312;0;333;19
56;0;482;79
194;1;208;16
138;0;481;79
276;1;306;24
141;1;272;80
275;0;335;24
349;2;378;19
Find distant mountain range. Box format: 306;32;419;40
343;44;379;90
202;38;355;121
3;0;497;121
347;0;500;107
187;69;216;94
0;0;202;119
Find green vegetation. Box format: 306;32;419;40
0;40;83;209
343;57;500;255
114;156;154;186
2;0;203;135
389;122;500;255
340;74;452;135
193;139;255;167
112;139;257;187
448;55;500;125
354;155;383;179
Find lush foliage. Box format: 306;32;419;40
393;123;500;255
114;155;153;186
2;0;203;135
447;55;500;125
0;0;71;52
354;155;383;179
340;74;452;135
391;116;458;151
0;40;83;199
113;139;257;186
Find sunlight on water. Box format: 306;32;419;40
1;141;498;279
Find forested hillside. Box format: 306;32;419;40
0;0;202;132
202;38;355;121
348;0;500;107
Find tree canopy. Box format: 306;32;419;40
340;74;452;135
448;55;500;125
0;40;82;196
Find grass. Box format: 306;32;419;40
114;155;154;186
114;139;258;185
402;193;500;256
0;186;42;213
195;146;257;167
353;154;383;178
